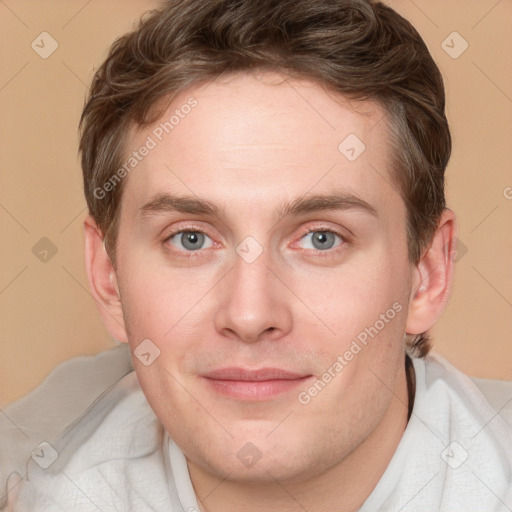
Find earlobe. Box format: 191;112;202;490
84;214;128;343
406;209;457;336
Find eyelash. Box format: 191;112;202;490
162;225;213;259
162;224;350;259
296;226;349;258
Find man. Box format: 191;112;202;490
3;0;512;510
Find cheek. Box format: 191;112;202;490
297;254;404;336
300;258;409;382
118;264;215;366
120;257;192;320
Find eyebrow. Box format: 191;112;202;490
139;191;378;221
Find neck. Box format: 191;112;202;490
187;359;412;512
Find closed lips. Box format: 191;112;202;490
202;368;312;381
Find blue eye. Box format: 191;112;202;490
162;226;348;260
299;230;344;251
165;230;213;252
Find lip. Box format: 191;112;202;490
201;367;313;400
203;367;309;381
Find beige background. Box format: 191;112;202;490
1;0;511;407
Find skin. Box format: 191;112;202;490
84;71;456;512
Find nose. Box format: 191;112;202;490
213;243;292;344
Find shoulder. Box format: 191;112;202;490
363;352;512;511
419;351;512;429
470;374;512;426
5;368;169;510
412;352;512;498
0;346;174;512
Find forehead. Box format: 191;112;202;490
120;71;400;221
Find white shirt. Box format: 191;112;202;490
6;352;512;511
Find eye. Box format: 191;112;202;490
164;229;214;252
297;228;345;252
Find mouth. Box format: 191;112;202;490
201;367;314;401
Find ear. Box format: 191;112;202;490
84;214;128;343
406;209;457;335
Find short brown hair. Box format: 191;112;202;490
79;0;451;357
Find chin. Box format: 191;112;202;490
189;429;332;485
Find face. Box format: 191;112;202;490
113;71;414;484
